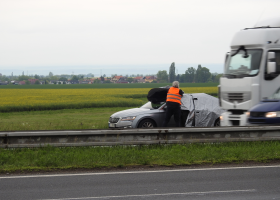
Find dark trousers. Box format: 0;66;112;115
162;104;181;127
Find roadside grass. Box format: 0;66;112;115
0;107;133;131
0;141;279;172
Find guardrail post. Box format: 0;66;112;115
3;134;8;148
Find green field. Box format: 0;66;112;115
0;107;131;131
0;83;218;130
0;86;217;112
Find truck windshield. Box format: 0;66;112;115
225;49;263;77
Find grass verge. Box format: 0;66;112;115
0;107;133;131
0;141;279;173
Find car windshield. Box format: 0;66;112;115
140;101;165;109
267;88;280;100
224;49;263;78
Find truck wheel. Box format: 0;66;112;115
214;118;220;127
138;119;156;128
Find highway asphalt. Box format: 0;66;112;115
1;165;280;200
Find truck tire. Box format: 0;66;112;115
214;118;220;127
138;119;156;128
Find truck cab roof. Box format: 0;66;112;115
231;18;280;48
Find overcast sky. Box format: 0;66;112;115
1;0;280;76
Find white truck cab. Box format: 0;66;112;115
219;18;280;126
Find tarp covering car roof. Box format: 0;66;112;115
147;88;224;127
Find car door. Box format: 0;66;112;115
157;105;177;127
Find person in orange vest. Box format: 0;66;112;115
162;81;184;127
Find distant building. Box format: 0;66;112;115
0;73;2;77
79;80;91;84
134;76;147;83
138;79;146;83
28;79;39;84
134;76;146;83
49;80;57;84
111;76;123;83
69;80;79;84
145;76;156;83
134;76;143;80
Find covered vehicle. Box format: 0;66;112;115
181;93;224;127
247;87;280;125
108;92;224;128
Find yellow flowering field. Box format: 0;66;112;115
0;87;217;112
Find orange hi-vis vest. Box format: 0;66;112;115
166;87;182;105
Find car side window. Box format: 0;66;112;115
151;102;165;109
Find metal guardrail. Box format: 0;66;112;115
1;126;280;148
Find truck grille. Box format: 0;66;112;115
250;112;265;117
222;92;251;103
109;117;120;123
228;93;243;102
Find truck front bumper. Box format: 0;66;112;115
220;111;248;126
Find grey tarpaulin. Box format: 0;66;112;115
181;93;224;127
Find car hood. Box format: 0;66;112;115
110;108;154;118
250;101;280;112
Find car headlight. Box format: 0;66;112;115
219;115;223;121
121;116;136;121
265;112;280;118
245;112;250;117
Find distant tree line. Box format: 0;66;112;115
157;63;222;83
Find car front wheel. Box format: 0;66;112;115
138;119;156;128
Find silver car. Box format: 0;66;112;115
108;101;175;128
108;93;223;128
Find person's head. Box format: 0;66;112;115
172;81;179;88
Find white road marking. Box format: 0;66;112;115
0;165;279;179
40;189;256;200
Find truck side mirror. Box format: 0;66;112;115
267;52;276;74
224;52;230;63
268;52;275;61
224;52;230;71
267;62;276;74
